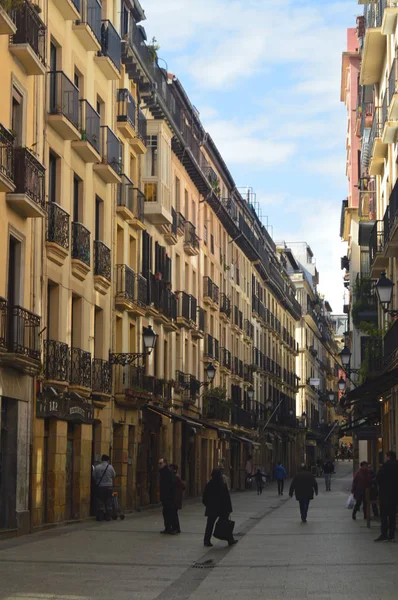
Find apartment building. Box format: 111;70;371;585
0;0;304;533
281;243;339;464
340;1;398;465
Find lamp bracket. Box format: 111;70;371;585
109;352;149;366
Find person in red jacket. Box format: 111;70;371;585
351;461;369;520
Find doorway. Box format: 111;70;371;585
0;398;18;529
126;425;135;511
65;424;75;520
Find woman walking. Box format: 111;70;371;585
202;469;238;547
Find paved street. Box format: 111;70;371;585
1;462;397;600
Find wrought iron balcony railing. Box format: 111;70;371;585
117;88;136;129
46;202;70;250
0;298;8;350
178;291;197;322
115;264;135;303
0;124;14;183
138;108;147;142
384;319;398;370
70;347;92;388
197;306;205;332
205;334;219;361
99;125;122;175
384;179;398;246
137;274;148;305
44;339;69;382
79;0;102;42
48;71;79;130
99;19;121;71
12;0;46;66
221;347;232;370
72;222;91;266
204;276;219;303
220;293;231;318
233;305;243;330
13;147;45;210
92;358;112;394
94;240;111;281
231;406;253;429
244;319;254;339
79;99;100;154
203;396;230;422
8;305;41;361
184;221;200;250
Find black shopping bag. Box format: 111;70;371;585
213;517;235;541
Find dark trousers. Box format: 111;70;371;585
299;499;310;521
162;502;174;532
277;480;284;495
380;499;397;539
204;515;233;543
256;482;263;495
170;508;180;532
96;487;113;520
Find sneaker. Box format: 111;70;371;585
228;539;238;546
374;535;389;542
204;542;213;547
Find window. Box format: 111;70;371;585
210;234;214;255
95;196;104;241
175;176;180;212
184;189;189;220
144;183;157;202
11;87;23;146
48;152;57;203
8;234;22;307
73;175;81;222
145;135;158;177
203;225;208;245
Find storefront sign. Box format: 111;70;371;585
37;395;94;424
309;378;320;387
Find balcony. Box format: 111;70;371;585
384;319;398;370
162;207;178;245
202;396;230;423
93;126;122;184
9;1;46;76
369;220;387;276
232;356;243;381
95;19;121;80
220;293;231;322
192;305;205;340
116;88;136;138
383;58;398;143
203;276;219;310
149;278;177;329
54;0;80;20
204;334;219;363
177;292;197;328
220;347;232;373
183;221;200;256
232;305;243;332
47;71;80;140
231;406;253;430
46;202;70;266
243;363;254;385
71;221;91;280
0;304;41;373
43;339;69;384
360;1;385;86
6;147;45;218
92;358;112;397
384;180;398;255
369;107;387;175
137;109;147;146
381;0;398;34
73;0;101;51
0;124;15;193
143;181;172;226
244;319;254;340
94;240;111;294
117;174;144;227
0;2;17;35
70;347;92;394
72;100;101;163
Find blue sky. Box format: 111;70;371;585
143;0;358;312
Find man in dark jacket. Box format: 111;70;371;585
158;457;176;535
203;469;237;547
289;464;318;523
375;451;398;542
323;460;334;491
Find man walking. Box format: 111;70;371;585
375;451;398;542
289;464;318;523
323;459;334;491
158;457;177;535
275;462;287;495
93;454;116;521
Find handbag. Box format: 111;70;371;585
213;517;235;541
94;464;110;489
346;493;355;509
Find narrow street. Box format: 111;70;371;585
1;462;397;600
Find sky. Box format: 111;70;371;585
142;0;359;313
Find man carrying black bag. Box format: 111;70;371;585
202;468;238;547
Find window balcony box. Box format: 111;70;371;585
0;124;15;193
143;181;173;226
54;0;80;21
382;1;398;35
47;71;80;140
46;202;70;266
93;126;122;183
0;304;41;374
94;240;111;294
71;221;90;280
116;88;136;140
129;108;146;154
72;100;101;163
192;306;205;340
9;1;46;76
6;147;45;218
94;19;121;80
0;4;16;35
70;347;92;396
183;221;200;256
92;358;112;398
360;3;385;86
72;0;101;50
43;339;69;386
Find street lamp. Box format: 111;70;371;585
205;363;216;384
143;325;157;353
328;390;335;403
247;387;254;402
266;400;272;409
340;346;351;367
338;377;346;393
375;272;398;315
109;325;158;366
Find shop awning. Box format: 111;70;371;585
231;433;259;446
341;367;398;408
146;405;204;428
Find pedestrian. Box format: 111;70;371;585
202;468;238;547
170;464;185;534
275;461;287;495
323;459;334;491
367;464;379;518
93;454;116;521
351;461;369;520
253;468;265;495
289;464;318;523
374;451;398;542
158;457;177;535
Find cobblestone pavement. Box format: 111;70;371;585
1;462;398;600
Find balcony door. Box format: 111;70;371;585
8;235;22;351
49;43;57;113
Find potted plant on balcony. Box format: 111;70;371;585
148;37;160;64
